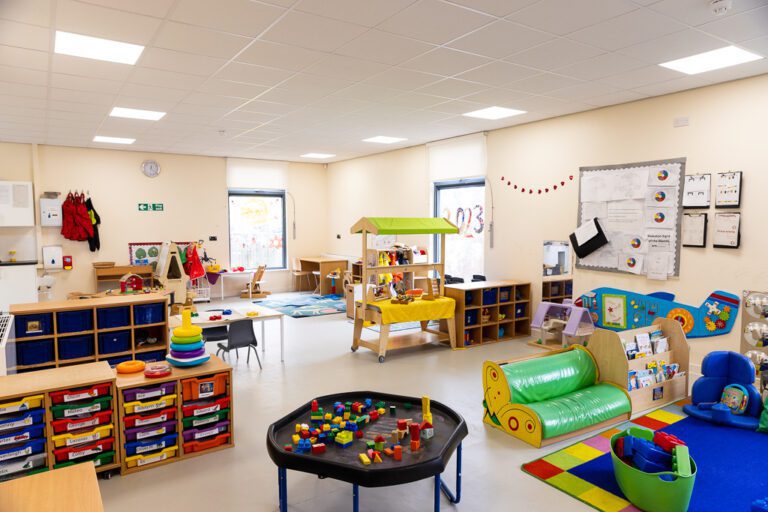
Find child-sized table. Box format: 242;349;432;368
266;391;467;512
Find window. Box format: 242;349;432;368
228;190;286;270
434;178;486;281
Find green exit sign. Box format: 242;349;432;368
138;203;164;212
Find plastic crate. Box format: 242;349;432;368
13;314;53;338
0;438;46;463
125;433;178;457
182;408;229;429
465;309;478;327
15;339;54;366
0;424;45;448
125;445;177;468
56;310;93;334
499;287;512;303
0;453;46;479
482;288;498;305
181;373;228;401
182;396;230;418
183;433;230;454
123;394;176;415
135;350;167;363
182;420;229;443
52;411;112;434
57;334;94;360
50;383;111;405
124;420;177;442
0;410;45;433
0;395;44;415
53;437;114;463
96;306;130;329
123;407;176;429
515;303;528;319
97;330;131;355
51;396;112;419
54;450;114;470
122;382;175;402
133;303;165;325
51;424;113;448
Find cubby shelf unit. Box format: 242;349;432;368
542;278;574;304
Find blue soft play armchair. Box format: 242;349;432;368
683;351;763;429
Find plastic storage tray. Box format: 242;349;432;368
181;373;228;401
182;396;230;418
52;411;113;434
135;350;167;363
106;355;132;367
57;335;95;360
51;424;113;448
96;306;130;329
183;432;230;454
499;287;512;303
97;330;131;355
182;408;229;429
0;453;47;479
133;303;165;325
0;438;46;463
50;383;111;405
122;382;176;402
53;437;114;463
15;340;54;366
124;420;177;442
51;396;112;419
482;288;498;305
0;395;44;415
0;424;45;447
125;445;177;468
56;310;93;333
123;394;176;415
182;420;229;443
13;314;53;338
0;410;45;433
54;450;115;470
123;407;176;429
125;433;178;457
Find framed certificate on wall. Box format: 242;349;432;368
715;171;742;208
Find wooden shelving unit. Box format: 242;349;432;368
444;280;532;348
94;264;154;287
542;278;573;304
9;294;169;373
587;318;690;415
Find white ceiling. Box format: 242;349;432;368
1;0;767;162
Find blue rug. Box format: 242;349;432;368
254;295;345;318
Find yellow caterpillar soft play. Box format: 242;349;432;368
482;346;631;448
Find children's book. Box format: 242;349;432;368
653;337;669;354
635;332;652;354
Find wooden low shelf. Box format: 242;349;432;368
444;280;532;348
542;277;573;304
94;264;154;287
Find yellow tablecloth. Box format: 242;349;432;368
357;297;456;325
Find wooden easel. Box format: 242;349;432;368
240;265;271;299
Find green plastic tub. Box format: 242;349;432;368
182;408;230;429
54;450;115;470
51;396;112;419
611;427;696;512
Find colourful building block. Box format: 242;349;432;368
383;448;394;457
311;443;326;455
335;430;354;448
358;453;371;465
410;440;420;452
374;435;385;452
389;405;396;415
394;445;403;461
292;434;300;445
284;444;293;452
373;452;383;463
370;411;379;421
378;407;386;416
355;430;364;439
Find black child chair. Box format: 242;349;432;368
215;319;262;369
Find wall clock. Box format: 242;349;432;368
141;160;160;178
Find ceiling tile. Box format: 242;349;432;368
417;78;488;99
385;92;447;109
238;100;297;115
306;95;371;114
170;0;285;37
137;47;225;76
402;47;490;76
0;81;48;98
446;0;536;17
48;99;110;114
0;64;48;86
181;92;250;108
509;0;639;36
742;35;768;56
456;61;539;86
569;8;687;51
461;86;532;105
448;20;551;59
51;73;123;93
111;96;178;112
630;75;713;96
153;21;251;59
261;11;367;52
197;79;269;99
0;0;51;27
506;94;572;114
583;89;647;107
0;19;49;51
378;0;494;45
222;110;277;124
618;29;728;65
295;0;416;27
507;72;583;93
304;54;388;82
236;40;327;71
329;83;401;102
130;67;206;90
546;81;620;101
72;0;175;18
336;30;434;65
52;54;134;80
214;61;293;87
555;52;646;80
597;65;683;89
49;87;115;105
0;44;48;71
506;38;605;70
698;5;768;42
648;0;768;27
0;94;47;109
363;68;442;90
696;57;768;83
256;87;323;105
55;0;162;45
426;99;487;115
119;83;189;102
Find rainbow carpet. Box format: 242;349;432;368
522;400;768;512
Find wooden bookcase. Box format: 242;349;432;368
9;294;169;373
587;318;690;415
444;280;532;348
542;278;573;304
94;264;154;287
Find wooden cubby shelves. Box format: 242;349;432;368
542;278;573;304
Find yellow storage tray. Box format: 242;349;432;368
123;394;177;415
0;395;44;415
51;424;114;448
125;445;178;468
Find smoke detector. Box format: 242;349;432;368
711;0;732;15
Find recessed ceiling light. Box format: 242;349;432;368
659;45;763;75
55;31;144;65
93;135;135;145
110;107;166;121
463;106;527;120
301;153;336;159
363;136;407;144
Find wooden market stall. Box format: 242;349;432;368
350;217;459;362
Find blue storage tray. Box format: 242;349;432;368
14;314;53;338
133;303;165;325
106;355;132;368
97;330;131;355
482;288;498;305
0;410;45;433
515;303;528;318
96;306;130;329
0;424;45;448
16;339;54;366
0;438;46;463
124;433;178;456
465;309;478;326
57;335;94;360
136;350;167;363
56;310;93;334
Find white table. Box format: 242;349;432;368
215;271;255;300
170;305;285;362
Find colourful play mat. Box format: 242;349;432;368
254;294;345;318
522;400;768;512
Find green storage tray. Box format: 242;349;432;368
54;450;115;470
51;396;112;419
182;408;230;429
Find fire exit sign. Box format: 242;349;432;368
138;203;164;212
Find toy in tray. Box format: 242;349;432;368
166;309;210;368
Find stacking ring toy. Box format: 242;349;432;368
116;360;145;374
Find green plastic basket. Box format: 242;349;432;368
611;427;696;512
51;396;112;419
54;450;115;470
182;408;229;429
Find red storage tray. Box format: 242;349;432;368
183;433;231;454
182;396;230;418
123;407;176;429
53;437;114;463
181;373;228;401
49;383;111;405
51;411;112;434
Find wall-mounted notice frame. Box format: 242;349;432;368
715;171;741;208
682;213;707;248
713;212;740;249
682;174;710;209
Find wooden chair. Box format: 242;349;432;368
240;265;270;299
291;257;312;292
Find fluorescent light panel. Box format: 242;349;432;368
301;153;336;158
55;31;144;65
659;46;763;75
93;135;135;144
463;106;526;120
110;107;165;121
363;136;407;144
